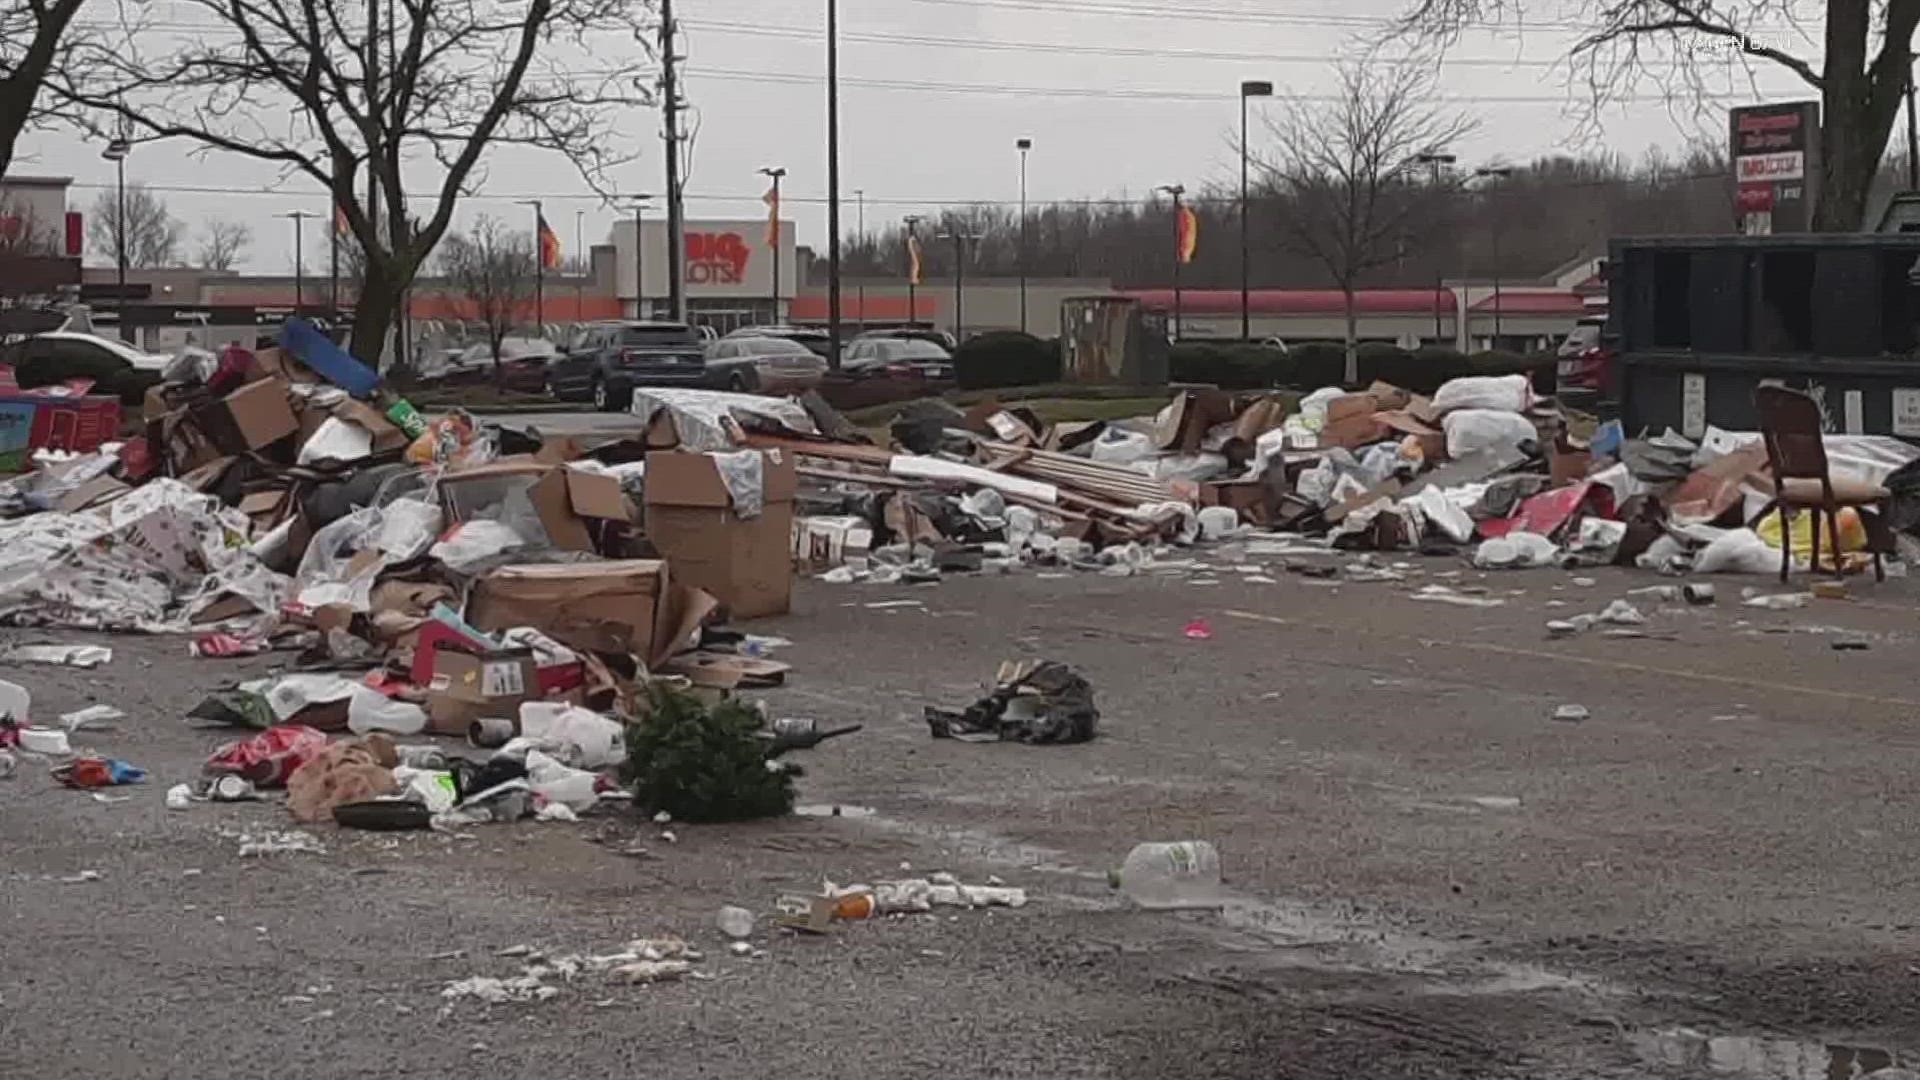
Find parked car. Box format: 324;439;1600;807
0;330;171;374
723;324;835;362
853;325;958;352
543;321;708;411
705;336;829;395
816;338;958;411
445;337;556;393
1555;315;1611;404
841;337;956;379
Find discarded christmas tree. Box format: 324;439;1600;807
621;682;795;822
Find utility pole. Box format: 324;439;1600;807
1907;67;1918;190
1158;184;1186;341
825;0;844;367
661;0;687;321
1239;80;1272;342
903;215;921;327
519;199;545;331
629;195;654;319
575;210;585;320
1016;137;1031;334
283;211;313;316
760;166;786;323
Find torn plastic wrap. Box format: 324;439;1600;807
630;388;818;451
711;448;766;519
0;479;287;632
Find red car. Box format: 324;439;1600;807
1555;316;1610;404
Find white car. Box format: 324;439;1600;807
17;330;173;372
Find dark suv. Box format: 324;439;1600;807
546;321;707;411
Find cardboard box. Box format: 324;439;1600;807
1319;392;1385;449
1199;479;1273;527
1152;389;1235;451
644;450;796;619
54;474;130;513
439;462;634;553
466;559;713;666
793;514;873;571
197;377;298;454
425;645;540;735
1377;408;1447;463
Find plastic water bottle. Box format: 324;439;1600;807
1113;841;1222;910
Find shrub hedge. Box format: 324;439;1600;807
1167;340;1554;395
952;331;1062;390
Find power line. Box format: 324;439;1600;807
63;169;1734;208
683;64;1764;105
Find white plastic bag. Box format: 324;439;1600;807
1088;428;1156;465
1444;409;1537;459
1407;487;1474;543
1692;528;1779;574
1474;532;1558;568
428;519;530;574
1196;505;1242;541
519;702;625;769
1431;373;1532;415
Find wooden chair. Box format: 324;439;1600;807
1751;385;1889;583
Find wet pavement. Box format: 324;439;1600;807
3;555;1919;1078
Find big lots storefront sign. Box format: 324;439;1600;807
619;218;796;300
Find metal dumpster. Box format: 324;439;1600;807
1610;233;1920;441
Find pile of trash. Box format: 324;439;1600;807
0;321;858;832
741;375;1920;585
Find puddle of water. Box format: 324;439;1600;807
1628;1026;1907;1079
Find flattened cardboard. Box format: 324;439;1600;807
1152;389;1235;452
200;377;298;454
1324;477;1403;525
1365;381;1415;412
1230;395;1292;444
55;474;130;513
656;651;791;689
1199;479;1272;526
1319;392;1385;449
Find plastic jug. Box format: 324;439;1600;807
1114;841;1222;910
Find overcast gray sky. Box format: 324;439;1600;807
14;0;1816;273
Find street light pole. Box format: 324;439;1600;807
937;227;982;342
1157;183;1186;341
854;187;866;331
1239;80;1273;342
759;167;786;323
825;0;844;367
517;199;545;331
903;214;921;327
101;134;131;305
1016;137;1032;334
574;210;585;320
1473;166;1513;348
282;211;313;316
629;194;654;320
1415;151;1457;343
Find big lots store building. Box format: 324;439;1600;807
51;209;1596;358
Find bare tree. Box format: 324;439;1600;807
1393;0;1913;231
56;0;653;365
195;218;252;271
87;182;183;268
437;215;535;384
1257;59;1477;381
0;0;86;179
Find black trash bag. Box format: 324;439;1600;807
925;660;1098;745
1884;458;1920;536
